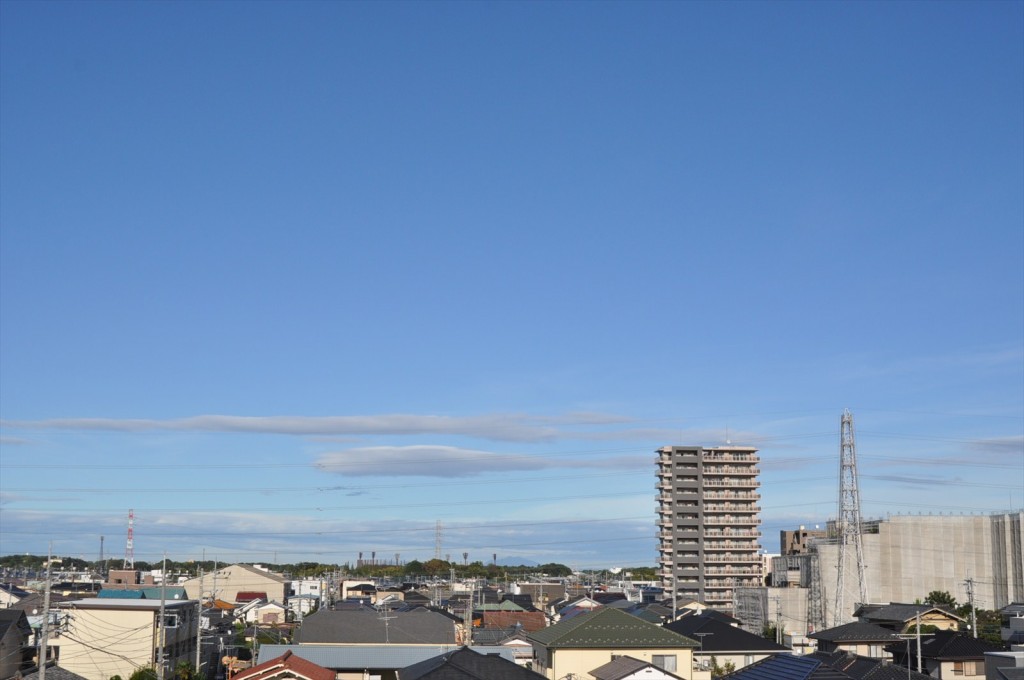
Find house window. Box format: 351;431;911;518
163;614;179;628
652;655;677;672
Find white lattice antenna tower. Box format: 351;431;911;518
833;409;867;625
123;509;135;569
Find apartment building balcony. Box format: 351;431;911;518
702;466;761;476
704;554;762;563
701;452;759;463
703;517;761;526
702;479;759;488
704;541;760;551
703;491;760;501
704;527;760;536
704;504;761;513
704;567;761;576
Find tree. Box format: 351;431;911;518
924;590;957;608
711;656;735;675
128;668;157;680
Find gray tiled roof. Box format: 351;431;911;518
297;607;456;645
398;646;546;679
809;622;902;643
257;644;515;670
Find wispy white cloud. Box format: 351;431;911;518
313;445;644;477
0;413;638;442
0;436;30;446
836;346;1024;381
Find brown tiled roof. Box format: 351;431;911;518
233;650;334;680
481;610;547;633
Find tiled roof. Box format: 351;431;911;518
809;622;902;643
481;610;547;633
233;650;335;680
860;603;961;625
398;646;546;679
813;651;931;680
21;665;91;680
296;607;456;645
258;644;515;670
0;609;31;639
665;614;791;653
917;630;1004;659
527;607;698;649
237;591;268;602
589;654;685;680
720;654;853;680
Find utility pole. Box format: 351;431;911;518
916;612;922;674
964;577;978;638
195;568;204;672
38;543;53;680
158;554;167;680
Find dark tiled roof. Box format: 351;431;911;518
860;604;961;625
297;607;456;645
917;630;1004;659
0;609;31;639
809;622;903;643
398;646;546;680
720;654;853;680
589;655;685;680
527;607;697;649
665;615;791;653
21;666;91;680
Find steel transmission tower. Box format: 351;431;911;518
123;509;135;569
833;409;867;625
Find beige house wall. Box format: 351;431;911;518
56;603;197;680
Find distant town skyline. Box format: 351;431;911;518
1;1;1021;567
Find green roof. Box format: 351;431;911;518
527;607;698;649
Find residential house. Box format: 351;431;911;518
664;613;792;672
250;601;288;625
716;654;854;679
589;655;687;680
527;606;698;680
181;564;290;605
888;630;1004;680
54;598;198;680
810;650;933;680
984;649;1024;680
0;609;33;679
0;584;31;609
855;604;963;633
1000;603;1024;645
256;643;517;680
397;646;547;679
808;622;903;657
231;650;334;680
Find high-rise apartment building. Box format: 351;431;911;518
656;445;763;612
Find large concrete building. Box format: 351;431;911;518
656;445;763;613
736;511;1024;634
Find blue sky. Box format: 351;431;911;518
1;0;1021;569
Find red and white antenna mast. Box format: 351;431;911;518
123;509;135;569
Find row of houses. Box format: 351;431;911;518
2;563;1022;680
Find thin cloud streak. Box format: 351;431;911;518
0;413;638;442
314;445;645;477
